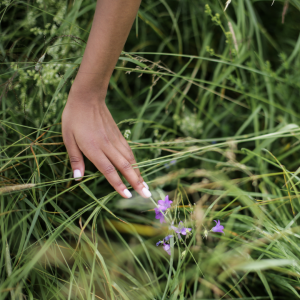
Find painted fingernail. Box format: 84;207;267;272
74;169;82;181
142;187;152;198
143;181;149;189
123;189;132;198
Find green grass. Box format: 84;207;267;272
1;0;300;299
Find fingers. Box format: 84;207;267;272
106;113;147;185
116;135;144;180
84;148;138;199
121;141;150;190
101;107;150;190
62;132;85;181
98;142;151;199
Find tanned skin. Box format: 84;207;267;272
62;0;152;199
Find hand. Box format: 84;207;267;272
61;87;151;199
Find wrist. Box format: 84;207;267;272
68;83;108;106
70;75;108;100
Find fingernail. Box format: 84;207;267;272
74;169;82;181
143;181;149;189
123;189;132;198
142;187;152;198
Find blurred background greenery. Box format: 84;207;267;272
1;0;300;299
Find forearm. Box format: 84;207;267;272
71;0;141;95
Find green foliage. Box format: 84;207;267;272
2;0;300;299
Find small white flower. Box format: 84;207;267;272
124;129;131;139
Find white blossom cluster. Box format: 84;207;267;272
124;129;131;140
6;0;87;127
174;108;203;138
10;61;68;126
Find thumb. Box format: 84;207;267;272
63;133;85;181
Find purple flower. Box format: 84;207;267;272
156;235;173;255
171;221;192;239
156;240;163;246
154;208;166;223
163;243;171;255
211;220;225;235
164;234;173;242
154;195;173;223
165;160;177;169
157;195;172;210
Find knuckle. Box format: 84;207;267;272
121;161;132;171
115;180;125;188
103;164;116;175
136;179;142;186
69;156;81;163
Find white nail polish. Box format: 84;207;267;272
74;169;82;181
142;187;152;198
143;181;149;190
123;189;132;198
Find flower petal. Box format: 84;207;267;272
164;235;173;242
157;200;165;206
163;243;171;255
171;225;178;231
180;228;187;235
178;221;184;229
159;215;166;224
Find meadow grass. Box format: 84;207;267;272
1;0;300;299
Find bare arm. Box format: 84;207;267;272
62;0;152;199
71;0;141;93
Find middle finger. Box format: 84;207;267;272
102;143;151;198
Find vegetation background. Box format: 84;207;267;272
1;0;300;299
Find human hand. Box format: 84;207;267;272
61;87;151;199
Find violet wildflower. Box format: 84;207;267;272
156;235;174;255
154;195;173;223
154;208;166;223
156;240;163;246
163;243;171;255
211;220;225;235
165;159;177;169
171;221;192;239
164;234;173;241
157;195;172;210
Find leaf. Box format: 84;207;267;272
79;182;128;224
235;259;293;271
224;0;231;11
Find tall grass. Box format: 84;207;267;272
1;0;300;299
